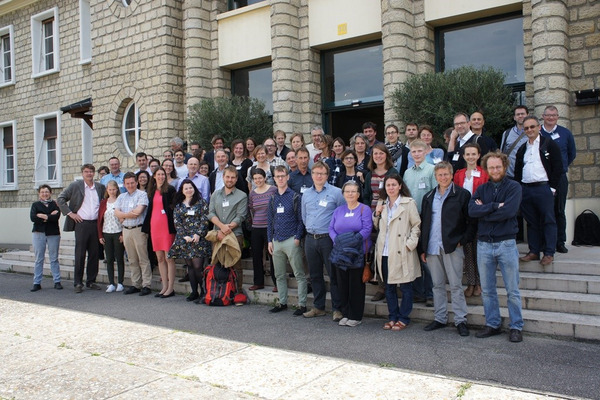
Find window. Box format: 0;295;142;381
0;121;17;190
121;0;131;7
0;25;14;86
79;0;91;63
122;101;141;156
228;0;266;11
34;113;61;187
232;64;273;114
31;8;60;77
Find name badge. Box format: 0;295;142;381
236;165;242;170
379;181;384;189
452;153;460;161
344;212;354;217
318;199;328;207
222;200;229;207
472;170;481;178
277;206;285;214
432;157;442;164
161;209;166;214
418;182;426;190
300;186;307;194
187;210;195;216
335;166;340;173
551;133;560;140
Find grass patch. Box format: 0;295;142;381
91;352;101;357
456;382;472;398
379;362;396;368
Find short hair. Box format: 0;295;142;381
418;125;433;136
135;152;147;159
149;158;160;167
263;137;276;146
342;180;360;193
98;166;109;174
310;126;324;135
290;132;305;144
514;105;529;114
295;146;310;157
453;112;469;122
340;149;357;163
253;145;267;158
470;110;485;119
81;163;95;172
274;130;286;139
38;184;52;193
214;149;228;158
463;142;481;154
367;143;393;171
543;105;558;114
434;161;453;175
385;124;399;133
274;165;288;175
312;160;330;175
251;167;267;178
350;133;369;149
189;141;200;147
362;121;377;131
104;180;119;198
174;149;185;157
211;135;224;145
163;150;173;157
223;165;238;177
481;150;509;171
405;122;419;130
108;156;120;163
171;136;183;147
523;115;540;125
124;171;137;181
409;139;427;150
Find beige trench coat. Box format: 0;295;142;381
373;196;421;285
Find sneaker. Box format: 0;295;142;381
303;308;326;318
338;317;349;326
105;284;116;293
269;304;287;313
346;319;362;327
116;283;124;292
74;284;83;294
54;282;63;290
293;306;307;316
332;311;343;322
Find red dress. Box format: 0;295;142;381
150;191;175;251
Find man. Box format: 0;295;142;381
204;135;225;174
469;111;498;156
404;123;419;149
289;147;313;194
306;126;324;162
514;116;563;266
264;138;288;168
184;157;210;201
100;156;125;193
500;105;529;179
267;166;308;315
469;151;524;342
301;161;345;320
174;149;188;178
540;105;576;254
189;141;201;155
57;164;106;293
207;166;248;293
403;140;436;306
163;150;174;161
274;130;291;160
114;172;152;296
285;150;297;172
385;124;409;175
209;149;229;193
148;158;160;175
134;152;151;175
363;121;381;154
419;161;475;337
170;136;191;163
447;113;487;173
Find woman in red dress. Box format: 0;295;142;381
142;167;177;298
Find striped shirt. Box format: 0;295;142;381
249;186;277;228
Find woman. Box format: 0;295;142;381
30;184;62;291
350;133;370;173
314;134;333;163
326;137;346;186
336;150;366;203
329;181;372;327
419;125;445;165
246;145;274;191
231;139;253;192
97;180;125;293
453;143;489;297
363;143;398;209
248;168;277;290
162;158;180;189
245;137;257;161
290;132;305;152
136;170;150;191
373;175;421;331
142;167;177;298
168;179;211;302
199;161;209;177
97;166;109;181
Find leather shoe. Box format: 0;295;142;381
160;291;175;298
186;293;199;302
248;285;264;291
74;284;84;294
509;329;523;343
424;320;446;331
269;304;287;313
540;255;554;266
86;283;102;290
556;243;568;254
519;253;539;262
475;326;502;338
139;287;152;296
124;286;141;295
293;306;307;316
30;284;41;292
371;291;385;302
457;322;470;337
54;282;63;290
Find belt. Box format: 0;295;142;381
123;224;143;230
307;233;329;240
82;219;98;223
522;182;548;187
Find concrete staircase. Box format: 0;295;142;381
1;239;600;341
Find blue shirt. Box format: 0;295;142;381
289;169;313;195
267;187;304;242
426;184;452;255
301;183;345;235
540;124;576;174
100;172;126;193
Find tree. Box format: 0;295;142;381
391;66;515;144
187;96;273;150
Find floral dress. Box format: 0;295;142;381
168;198;211;260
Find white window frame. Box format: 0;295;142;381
0;120;17;190
0;25;15;87
34;112;62;188
122;101;141;156
81;120;93;164
31;7;60;78
79;0;91;64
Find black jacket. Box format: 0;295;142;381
514;134;563;190
446;134;495;172
30;200;61;236
142;185;177;234
419;183;475;255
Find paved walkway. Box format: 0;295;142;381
1;297;569;400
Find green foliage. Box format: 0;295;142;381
187;96;273;150
391;66;515;144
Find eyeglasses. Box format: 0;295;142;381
386;131;398;135
274;175;287;179
343;157;356;161
523;125;538;131
311;171;328;176
454;121;468;126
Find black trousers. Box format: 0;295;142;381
250;227;274;286
74;220;99;286
335;265;366;321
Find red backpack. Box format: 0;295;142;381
204;263;237;306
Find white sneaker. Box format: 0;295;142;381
116;283;124;292
106;284;116;293
346;319;362;327
338;317;349;326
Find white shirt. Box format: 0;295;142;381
458;130;475;148
78;182;100;220
522;136;549;183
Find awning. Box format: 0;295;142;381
61;97;93;129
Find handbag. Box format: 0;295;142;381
362;258;373;283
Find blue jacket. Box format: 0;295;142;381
329;231;364;270
468;178;522;242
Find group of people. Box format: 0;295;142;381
29;104;576;343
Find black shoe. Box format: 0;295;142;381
154;292;163;298
186;293;199;302
476;326;502;338
269;304;288;313
457;322;470;337
556;243;568;254
413;296;426;303
30;284;41;292
124;286;141;295
74;284;84;294
425;298;434;307
178;274;190;283
509;329;523;343
307;284;313;294
293;306;307;316
424;320;446;331
161;291;175;298
86;283;102;290
288;272;295;278
54;282;63;290
139;287;152;296
193;296;204;304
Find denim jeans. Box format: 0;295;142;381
32;232;61;284
381;256;413;325
305;235;340;311
477;239;524;330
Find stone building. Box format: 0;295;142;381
0;0;598;244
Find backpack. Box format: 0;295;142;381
204;263;237;306
571;209;600;246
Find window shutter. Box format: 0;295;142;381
44;118;57;139
3;126;12;148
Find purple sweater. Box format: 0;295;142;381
329;203;373;252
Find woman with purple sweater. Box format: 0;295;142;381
329;181;373;327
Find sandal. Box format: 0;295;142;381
383;321;395;330
391;321;407;331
